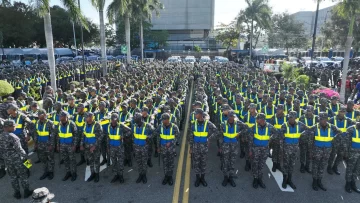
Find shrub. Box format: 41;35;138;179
0;80;14;97
194;45;202;53
296;75;310;88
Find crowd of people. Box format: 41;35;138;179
0;59;360;201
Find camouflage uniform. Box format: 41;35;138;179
8;111;33;154
0;121;31;196
33;118;55;176
343;124;360;192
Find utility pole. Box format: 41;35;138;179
78;0;86;82
72;21;77;56
311;0;320;59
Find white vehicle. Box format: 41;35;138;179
286;57;299;66
331;57;343;68
316;57;335;69
167;57;180;63
262;60;283;72
184;57;196;64
199;56;211;63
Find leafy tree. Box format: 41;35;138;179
146;30;168;48
268;13;308;54
215;22;239;51
105;23;116;47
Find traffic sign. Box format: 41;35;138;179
121;45;127;54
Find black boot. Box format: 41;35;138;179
229;176;236;187
162;176;168;185
168;176;174;185
258;178;266;189
222;176;228;187
71;173;77;181
111;175;119;183
345;181;352;193
272;162;277;172
124;159;128;166
332;165;340;175
300;163;305;173
195;174;201;187
39;172;48;180
147;159;153;168
305;164;312;174
128;158;132;167
287;174;296;189
351;181;360;193
87;173;95;182
327;166;333;175
200;174;207;187
282;175;287;189
0;168;6;179
276;163;283;172
23;188;33;198
142;173;147;184
245;160;251;171
62;172;71;181
94;173;99;183
312;178;318;191
60;159;64;164
136;174;143;183
27;169;30;178
317;179;326;191
154;151;159;157
77;155;86;166
119;174;124;183
100;158;107;166
240;150;245;158
253;178;258;189
47;172;54;180
13;190;21;199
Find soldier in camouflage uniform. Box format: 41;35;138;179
0;120;33;199
73;103;86;166
299;105;319;173
141;107;155;168
127;113;153;184
119;103;133;167
343;122;360;193
54;111;78;182
33;109;55;180
247;113;278;189
278;111;308;189
80;112;103;183
189;108;218;187
0;96;15;119
7;104;33;154
269;104;286;173
0;118;6;179
305;112;342;191
153;113;180;186
327;106;355;175
219;110;247;187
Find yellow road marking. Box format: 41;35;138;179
172;81;193;203
182;145;191;203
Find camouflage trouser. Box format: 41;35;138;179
240;138;250;160
37;142;55;173
283;144;298;176
18;136;29;155
60;144;77;173
312;146;331;179
84;145;100;173
0;158;5;169
134;144;148;174
299;141;312;166
147;138;154;160
221;142;238;176
5;159;29;192
251;146;268;179
193;143;209;174
328;147;344;168
161;143;176;176
109;145;125;175
124;137;133;161
77;130;84;157
101;138;107;160
271;140;281;163
345;148;360;182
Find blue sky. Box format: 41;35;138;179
19;0;337;26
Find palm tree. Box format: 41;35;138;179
338;0;360;103
133;0;163;61
90;0;107;75
107;0;132;64
34;0;88;90
237;0;271;65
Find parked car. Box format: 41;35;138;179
315;57;335;69
87;55;100;61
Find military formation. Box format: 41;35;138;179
1;60;360;201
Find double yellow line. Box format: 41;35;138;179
172;81;193;203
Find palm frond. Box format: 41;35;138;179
61;0;89;31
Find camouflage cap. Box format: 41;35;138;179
110;98;116;103
120;102;128;108
297;90;304;96
86;112;94;118
228;110;236;117
99;101;106;107
195;108;204;115
288;111;297;119
37;109;47;116
56;88;63;93
7;103;18;111
267;97;274;102
339;106;346;112
130;98;137;103
222;98;228;103
216;96;223;101
31;102;38;107
161;113;170;120
286;95;293;100
320;98;328;104
163;105;171;112
111;113;119;121
77;103;85;108
319;112;328;120
222;104;231;111
3;120;16;127
306;105;314;111
235;94;242;99
67;95;75;100
145;98;153;104
6;96;14;102
59;111;69;117
142;107;149;112
168;98;175;103
54;101;62;107
133;112;142;121
331;96;338;100
277;104;284;110
249;103;257;109
256;113;266;120
280;90;287;95
193;101;202;107
91;99;98;104
293;99;300;104
31;187;54;203
308;94;315;100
